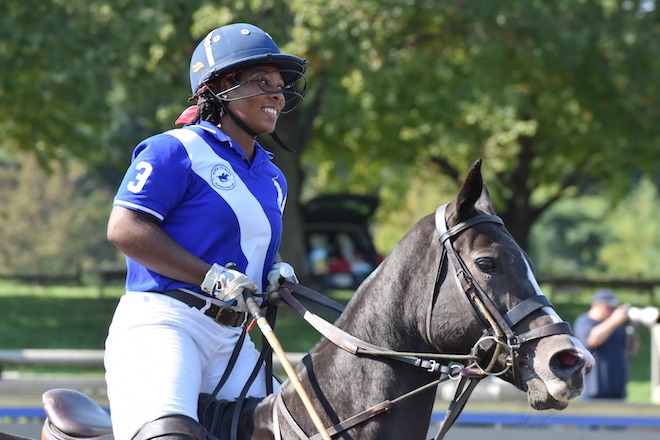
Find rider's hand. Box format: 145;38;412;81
201;263;258;302
266;261;298;293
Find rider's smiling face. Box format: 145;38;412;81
222;65;286;135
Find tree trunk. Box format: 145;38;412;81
499;134;542;251
267;79;326;282
272;147;309;282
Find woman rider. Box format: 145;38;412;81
105;23;307;440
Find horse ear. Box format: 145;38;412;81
476;184;496;215
451;159;484;223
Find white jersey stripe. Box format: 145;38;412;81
113;199;165;222
165;129;271;284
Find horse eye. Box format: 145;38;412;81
476;258;496;272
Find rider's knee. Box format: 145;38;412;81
131;414;206;440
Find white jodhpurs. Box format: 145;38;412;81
105;291;275;440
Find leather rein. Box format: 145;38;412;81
269;203;572;440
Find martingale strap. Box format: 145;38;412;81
275;392;394;440
434;375;480;440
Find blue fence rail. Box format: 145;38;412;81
4;408;660;430
431;411;660;429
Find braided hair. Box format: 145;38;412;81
188;83;225;126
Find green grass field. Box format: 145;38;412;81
0;282;348;352
0;281;654;403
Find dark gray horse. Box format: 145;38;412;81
40;160;592;440
206;159;592;439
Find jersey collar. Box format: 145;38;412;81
192;121;275;163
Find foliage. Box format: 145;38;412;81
1;0;658;273
0;153;118;274
530;177;660;279
598;178;660;278
371;163;458;252
295;0;660;248
0;0;202;168
530;195;611;276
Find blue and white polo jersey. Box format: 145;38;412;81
113;121;287;294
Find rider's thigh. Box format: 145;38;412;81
200;330;280;400
105;292;204;440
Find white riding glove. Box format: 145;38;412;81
266;262;299;293
200;263;258;302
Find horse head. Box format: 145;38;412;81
430;159;593;410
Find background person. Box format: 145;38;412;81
573;288;639;400
104;23;307;440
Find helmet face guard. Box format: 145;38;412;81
210;68;307;114
189;23;308;107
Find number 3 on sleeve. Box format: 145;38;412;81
127;161;153;193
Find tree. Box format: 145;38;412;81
0;0;200;167
1;0;658;274
598;178;660;278
202;0;659;252
529;176;660;279
284;0;660;250
0;154;116;274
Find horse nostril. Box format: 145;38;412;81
551;349;583;372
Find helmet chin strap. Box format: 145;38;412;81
269;131;295;152
223;103;295;153
224;104;259;138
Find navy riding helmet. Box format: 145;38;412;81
189;23;307;98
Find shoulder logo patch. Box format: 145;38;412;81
211;164;236;190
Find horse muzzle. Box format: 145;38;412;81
520;335;594;410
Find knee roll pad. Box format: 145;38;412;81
131;414;206;440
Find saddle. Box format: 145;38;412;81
42;388;114;440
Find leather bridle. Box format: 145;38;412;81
430;204;573;439
434;204;572;367
270;203;573;440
